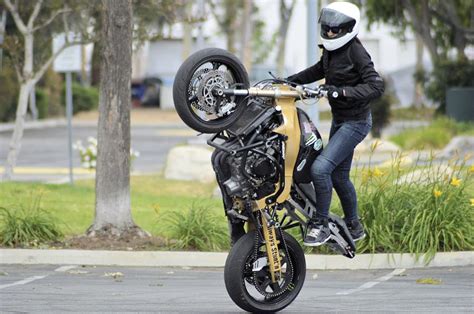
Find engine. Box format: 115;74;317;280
223;140;280;200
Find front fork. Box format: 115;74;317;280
245;202;282;284
260;210;282;283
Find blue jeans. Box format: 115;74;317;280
310;115;372;222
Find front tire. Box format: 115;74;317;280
224;230;306;313
173;48;250;133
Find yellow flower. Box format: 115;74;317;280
469;165;474;174
373;167;384;177
450;177;461;187
433;189;442;198
470;199;474;207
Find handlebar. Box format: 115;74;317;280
219;84;328;99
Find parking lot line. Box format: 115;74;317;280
336;268;406;295
0;275;48;290
54;265;78;272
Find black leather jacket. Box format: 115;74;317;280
287;38;384;122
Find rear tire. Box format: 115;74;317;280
224;230;306;313
173;48;250;133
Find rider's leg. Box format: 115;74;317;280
305;119;370;246
211;150;245;245
331;152;366;240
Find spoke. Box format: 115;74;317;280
212;61;221;70
261;278;273;292
270;282;280;292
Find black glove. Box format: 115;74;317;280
286;74;301;84
321;84;345;100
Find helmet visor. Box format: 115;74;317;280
319;8;356;39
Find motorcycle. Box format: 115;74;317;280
173;48;356;313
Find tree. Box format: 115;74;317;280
1;0;93;181
276;0;296;76
209;0;244;54
363;0;473;63
239;0;253;71
87;0;145;237
90;0;185;87
362;0;473;111
210;0;275;70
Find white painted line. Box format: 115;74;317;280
336;268;406;295
0;275;48;290
54;265;78;272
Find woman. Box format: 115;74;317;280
287;1;384;246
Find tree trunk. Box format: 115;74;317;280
240;0;253;72
90;43;101;87
2;31;34;181
413;34;424;108
276;0;295;76
2;82;32;181
88;0;142;236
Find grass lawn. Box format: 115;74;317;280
0;176;222;238
1;163;472;249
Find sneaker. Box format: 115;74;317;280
346;219;365;241
303;219;331;246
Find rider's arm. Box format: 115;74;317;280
287;57;325;84
343;43;384;100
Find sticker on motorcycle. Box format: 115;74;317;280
314;138;323;151
296;159;307;171
305;133;317;146
303;122;313;133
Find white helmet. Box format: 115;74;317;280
319;2;360;51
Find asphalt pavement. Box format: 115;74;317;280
0;265;472;312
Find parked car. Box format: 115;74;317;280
131;77;162;107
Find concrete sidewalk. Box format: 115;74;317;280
1;249;472;270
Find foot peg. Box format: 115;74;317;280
227;209;248;221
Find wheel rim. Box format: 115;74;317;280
186;60;246;124
241;240;299;304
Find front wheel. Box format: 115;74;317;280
224;230;306;313
172;48;250;133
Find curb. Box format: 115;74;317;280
0;118;187;133
1;249;472;270
0;119;67;133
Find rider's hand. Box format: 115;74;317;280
321;84;345;100
286;74;301;85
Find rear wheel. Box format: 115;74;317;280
224;230;306;313
172;48;249;133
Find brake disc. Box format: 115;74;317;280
188;68;211;112
196;70;233;115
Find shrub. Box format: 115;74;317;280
160;202;228;251
370;76;397;138
35;88;50;120
0;195;63;247
38;68;64;118
0;63;19;122
62;83;99;115
422;59;474;114
354;152;474;262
